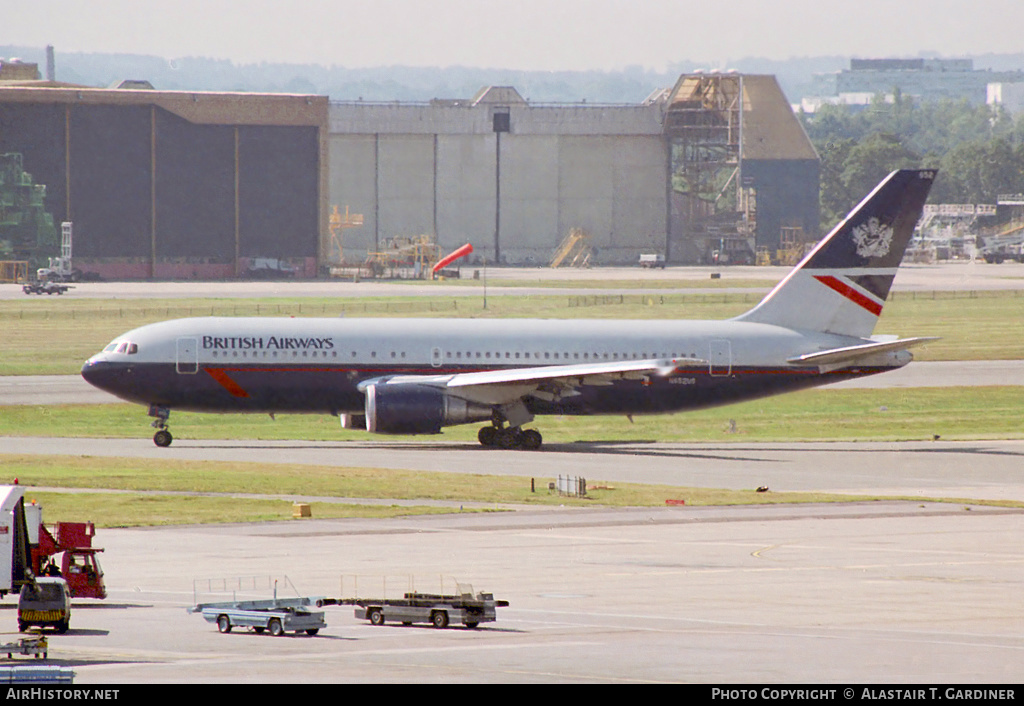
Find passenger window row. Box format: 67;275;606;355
205;349;696;361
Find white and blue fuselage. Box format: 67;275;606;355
82;170;938;449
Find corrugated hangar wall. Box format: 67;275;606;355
329;101;669;265
0;88;328;279
738;75;820;253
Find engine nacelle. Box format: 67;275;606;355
364;383;493;435
339;413;366;430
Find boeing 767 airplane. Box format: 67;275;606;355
82;169;936;449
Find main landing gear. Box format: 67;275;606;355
149;405;173;447
477;425;542;450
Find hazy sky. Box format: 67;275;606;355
6;0;1024;72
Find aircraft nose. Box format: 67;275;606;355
80;358;121;393
81;358;103;387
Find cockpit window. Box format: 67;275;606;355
107;341;138;355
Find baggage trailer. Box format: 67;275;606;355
0;634;48;660
22;281;72;295
342;591;508;629
190;597;326;636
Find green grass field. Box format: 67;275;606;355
5;455;1015;528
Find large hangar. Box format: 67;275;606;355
330;75;819;267
1;68;816;276
0;83;328;279
329;86;668;266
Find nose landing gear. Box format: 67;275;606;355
149;405;173;447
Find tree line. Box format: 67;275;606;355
800;94;1024;225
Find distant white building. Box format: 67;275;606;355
988;82;1024;114
799;92;895;114
808;58;1024;106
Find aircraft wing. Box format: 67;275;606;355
786;337;938;367
359;357;704;406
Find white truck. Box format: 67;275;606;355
638;253;666;269
0;486;34;599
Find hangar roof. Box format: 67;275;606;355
0;85;327;127
740;75;818;161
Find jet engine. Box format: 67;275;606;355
363;383;493;435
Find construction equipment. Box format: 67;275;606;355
0;261;27;284
775;227;806;266
364;234;441;279
0;154;58;267
978;222;1024;263
550;228;593;268
27;511;105;600
36;222;78;282
328;205;364;266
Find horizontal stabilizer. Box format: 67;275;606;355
787;337;938;367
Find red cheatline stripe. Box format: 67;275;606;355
813;275;883;316
205;368;250;398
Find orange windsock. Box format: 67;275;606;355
433;243;473;273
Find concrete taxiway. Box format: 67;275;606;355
3;430;1023;682
15;500;1024;684
5;436;1024;503
5;260;1024;300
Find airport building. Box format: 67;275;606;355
1;58;818;277
808;58;1024;106
331;74;819;268
0;58;328;279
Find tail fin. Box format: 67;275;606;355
735;169;936;338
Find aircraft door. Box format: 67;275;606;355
176;337;199;374
709;339;732;377
430;347;443;368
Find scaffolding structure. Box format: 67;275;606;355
0;261;27;283
664;74;750;264
328;205;364;265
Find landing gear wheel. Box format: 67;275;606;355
520;429;542;450
153;429;173;447
478;426;497;447
496;428;520;449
